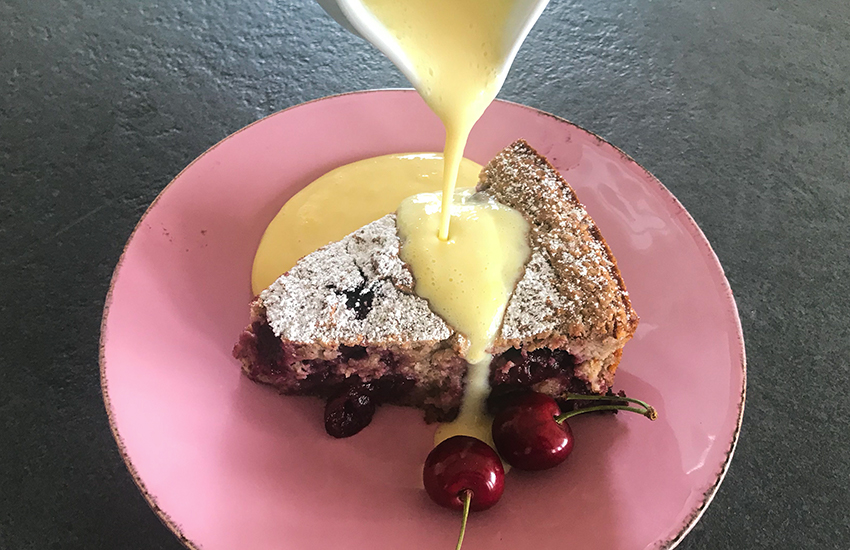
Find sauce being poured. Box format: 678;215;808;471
396;189;529;445
254;0;544;445
396;190;529;364
354;0;538;444
357;0;526;240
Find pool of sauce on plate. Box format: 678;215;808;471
252;153;482;294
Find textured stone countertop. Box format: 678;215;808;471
2;1;848;548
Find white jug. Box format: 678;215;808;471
315;0;549;92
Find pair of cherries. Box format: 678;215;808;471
423;391;656;549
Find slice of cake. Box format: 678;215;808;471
233;140;638;430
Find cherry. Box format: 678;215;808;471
492;391;657;471
423;436;505;550
424;435;505;511
492;392;572;471
324;382;375;438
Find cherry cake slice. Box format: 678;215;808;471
233;140;638;433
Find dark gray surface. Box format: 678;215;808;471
1;0;848;548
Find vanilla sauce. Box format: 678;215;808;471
254;0;541;446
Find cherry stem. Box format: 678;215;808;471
455;489;472;550
555;393;658;423
563;393;655;410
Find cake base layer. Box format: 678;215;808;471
233;309;607;423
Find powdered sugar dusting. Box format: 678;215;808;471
257;140;637;391
261;214;454;346
499;250;566;340
481;140;638;346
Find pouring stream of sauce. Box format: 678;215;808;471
357;0;521;240
356;0;536;444
254;0;544;445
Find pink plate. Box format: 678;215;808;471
101;89;745;550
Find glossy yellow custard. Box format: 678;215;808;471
355;0;535;443
252;153;482;295
358;0;519;240
396;189;529;445
254;0;539;443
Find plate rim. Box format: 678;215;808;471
99;88;746;550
